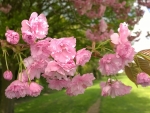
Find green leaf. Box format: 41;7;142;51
137;49;150;61
124;63;139;86
135;57;150;76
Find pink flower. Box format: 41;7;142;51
22;31;36;44
110;22;130;45
137;72;150;87
5;30;19;44
45;61;66;79
110;33;119;45
5;80;28;99
23;56;34;68
24;57;48;80
45;60;76;80
98;54;123;75
100;79;132;98
47;79;70;90
3;70;13;81
27;82;43;97
30;38;51;59
99;19;107;32
18;70;28;82
21;12;48;39
76;48;91;66
118;22;130;43
66;73;95;96
116;42;135;65
49;37;76;63
81;73;95;87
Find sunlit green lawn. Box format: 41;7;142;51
15;74;150;113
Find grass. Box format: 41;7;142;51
100;75;150;113
15;80;101;113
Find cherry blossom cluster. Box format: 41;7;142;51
86;19;114;41
97;22;135;97
3;12;95;99
2;10;148;99
71;0;129;19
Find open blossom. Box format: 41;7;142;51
99;19;108;32
76;48;91;66
5;80;28;99
66;73;95;96
116;42;135;65
27;59;48;80
137;72;150;87
30;38;51;59
49;37;76;63
26;82;43;97
45;60;76;80
98;54;123;75
21;12;48;39
100;79;132;98
47;79;70;90
110;22;130;45
5;30;19;44
22;31;36;44
24;57;48;80
3;70;13;81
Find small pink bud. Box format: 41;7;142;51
5;30;20;44
3;70;13;81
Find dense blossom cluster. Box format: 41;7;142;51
4;12;95;99
98;22;135;97
86;19;114;41
72;0;130;19
2;2;149;99
98;22;135;76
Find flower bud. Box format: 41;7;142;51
3;70;13;81
5;30;20;44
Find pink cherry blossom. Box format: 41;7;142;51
3;70;13;81
110;22;130;45
49;37;76;63
110;33;119;45
116;42;135;65
18;70;28;82
137;72;150;87
24;58;48;80
47;79;70;90
30;38;51;59
100;79;132;98
118;22;130;43
45;61;66;79
5;80;28;99
99;19;108;32
66;73;95;96
5;30;19;44
81;73;95;87
76;48;91;66
58;60;76;76
21;12;48;39
98;54;123;75
45;60;76;80
27;82;43;97
22;31;36;44
23;56;34;68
